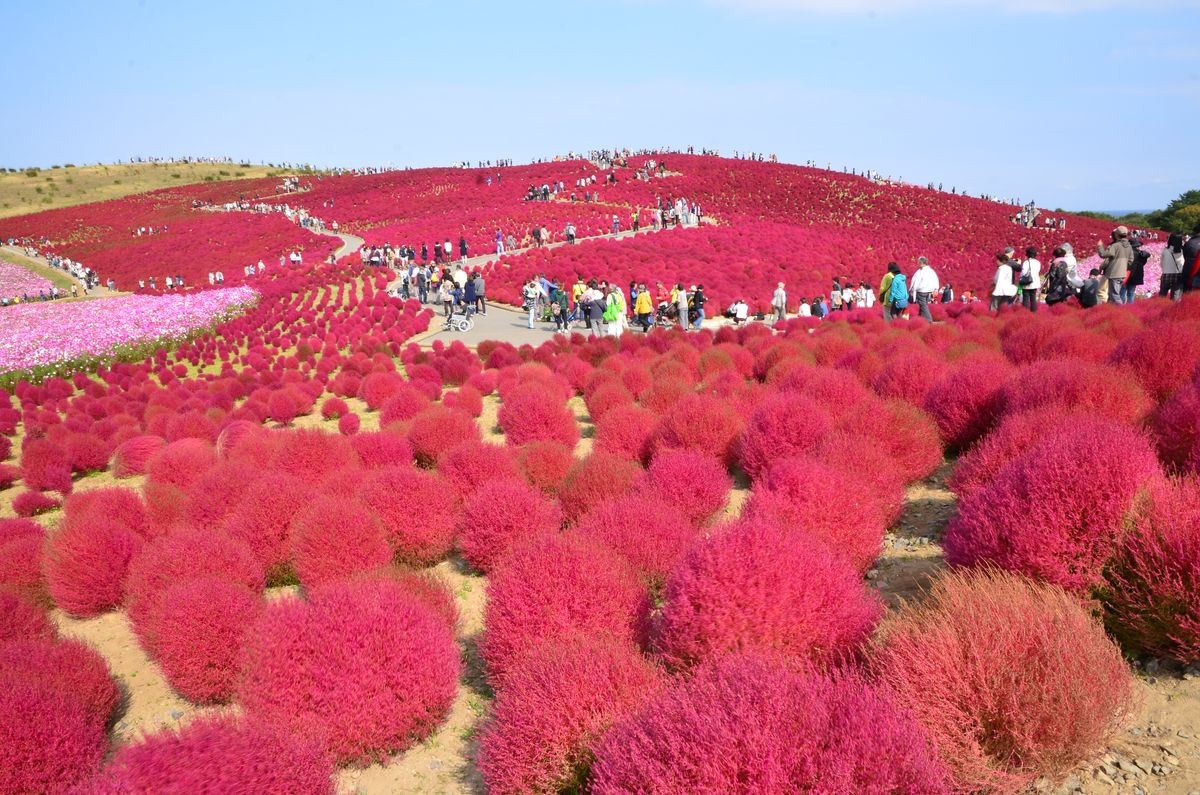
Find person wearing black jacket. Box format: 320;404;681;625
1184;224;1200;291
692;285;707;325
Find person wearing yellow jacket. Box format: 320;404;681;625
878;263;899;322
634;283;653;332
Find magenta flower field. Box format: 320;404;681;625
0;262;53;298
0;285;257;372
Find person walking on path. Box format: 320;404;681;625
1019;247;1041;312
692;284;707;326
909;256;940;322
634;283;653;331
473;272;487;314
676;284;690;331
1098;226;1133;304
990;252;1017;311
522;279;541;329
879;263;899;322
771;282;787;325
1161;233;1185;299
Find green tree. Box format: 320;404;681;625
1148;190;1200;233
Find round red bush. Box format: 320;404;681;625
1001;359;1153;426
652;393;744;466
44;517;145;617
591;651;950;794
870;347;947;406
922;355;1012;450
874;569;1135;793
153;576;262;704
291;496;392;588
481;532;650;683
0;681;107;794
19;437;72;493
458;478;562;573
653;517;882;670
437;439;521;496
146;438;217;490
637;449;731;526
0;637;119;729
515;440;575;493
1150;382;1200;471
944;421;1162;594
267;390;298;425
378;383;432;425
270;429;357;486
407;405;481;467
498;384;581;448
557;452;643;524
220;473;308;576
736;393;832;482
12;488;60;517
0;587;53;643
478;636;662;794
80;714;335;795
574;495;700;586
594;403;659;463
1108;320;1200;401
0;531;42;600
64;432;112;475
358;370;405;411
337;412;360;436
238;577;460;765
320;396;349;420
356;466;458;565
350;430;412;469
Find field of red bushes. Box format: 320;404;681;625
2;155;1198;793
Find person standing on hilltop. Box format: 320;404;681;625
909;256;940;322
1098;226;1133;304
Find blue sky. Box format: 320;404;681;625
2;0;1197;210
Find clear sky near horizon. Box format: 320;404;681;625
2;0;1197;210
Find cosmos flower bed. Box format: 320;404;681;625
0;286;258;375
0;262;53;299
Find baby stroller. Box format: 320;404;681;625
443;304;474;333
655;302;677;329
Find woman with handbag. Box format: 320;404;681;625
1019;247;1041;312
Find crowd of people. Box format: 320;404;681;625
519;275;708;336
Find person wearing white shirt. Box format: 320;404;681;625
863;282;876;309
1019;247;1042;312
991;252;1018;311
909;256;940;322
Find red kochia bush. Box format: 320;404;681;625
1150;381;1200;470
19;437;72;493
437;439;521;496
1108;320;1200;401
80;714;335;795
651;393;744;466
944;421;1162;594
153;577;262;704
12;489;60;517
350;431;412;469
557;452;643;523
515;440;576;493
574;495;700;586
146;437;217;490
478;636;663;795
636;449;731;526
922;356;1012;450
1001;359;1153;426
875;570;1135;794
653;517;882;670
320;396;349;420
481;532;650;683
742;456;886;573
0;681;107;795
407;405;481;466
1102;478;1200;662
0;588;53;643
337;412;360;436
0;637;119;729
44;516;146;617
498;385;581;449
291;496;392;588
220;473;308;575
590;652;950;794
357;467;458;565
736;393;831;481
458;478;562;573
271;429;357;486
238;578;460;765
0;531;42;600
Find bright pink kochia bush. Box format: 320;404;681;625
874;570;1135;794
407;405;481;467
736;393;831;482
515;440;575;493
590;652;950;795
0;681;107;795
481;532;650;684
378;383;432;425
238;577;461;765
478;636;663;795
64;432;113;475
124;527;265;656
741;456;885;573
77;714;336;795
498;384;581;449
146;437;218;490
574;495;700;586
947;406;1085;498
437;439;521;496
458;478;562;573
922;355;1012;450
0;587;53;643
1149;381;1200;471
0;637;120;729
1107;320;1200;401
651;393;744;467
653;517;882;670
357;467;458;566
1001;359;1153;426
350;431;413;469
44;515;146;617
944;421;1162;594
358;370;406;411
0;531;42;600
594;403;659;463
153;576;262;704
219;473;308;575
19;437;73;493
557;452;644;523
338;412;361;435
870;347;947;406
271;429;357;487
290;496;392;588
179;460;260;531
1101;478;1200;662
636;449;731;526
320;396;349;420
585;381;635;424
12;489;60;517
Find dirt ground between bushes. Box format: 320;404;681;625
9;396;1200;793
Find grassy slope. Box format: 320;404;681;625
0;162;287;218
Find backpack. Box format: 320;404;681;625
889;274;909;309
